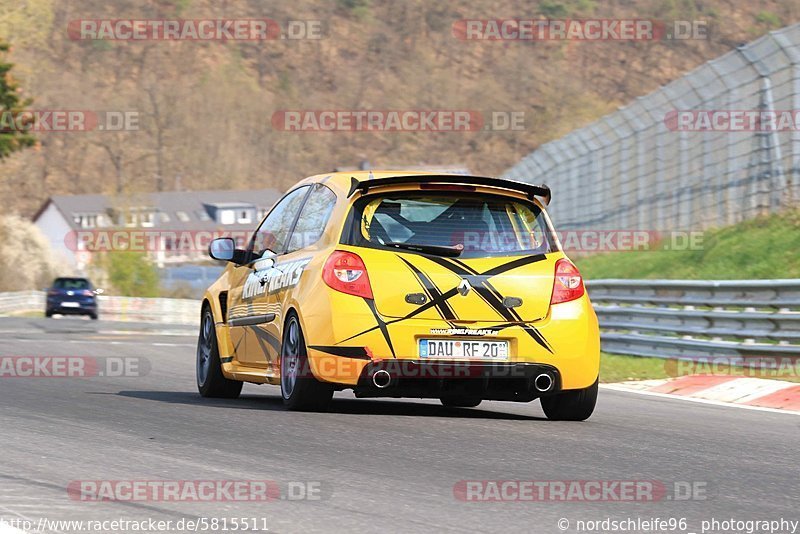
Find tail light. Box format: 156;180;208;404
47;289;59;296
322;250;374;300
550;258;585;304
81;290;94;297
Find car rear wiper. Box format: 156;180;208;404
383;242;464;257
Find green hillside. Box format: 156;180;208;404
575;210;800;280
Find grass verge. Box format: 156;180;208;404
574;210;800;280
600;352;800;384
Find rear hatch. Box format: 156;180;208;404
343;187;559;323
362;251;557;322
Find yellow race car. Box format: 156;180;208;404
197;171;600;420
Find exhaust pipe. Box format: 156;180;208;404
372;369;393;389
534;373;554;393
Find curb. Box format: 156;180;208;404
604;375;800;414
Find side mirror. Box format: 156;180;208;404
209;237;236;262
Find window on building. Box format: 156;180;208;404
140;212;155;227
219;210;235;225
237;210;252;224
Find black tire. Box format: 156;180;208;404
280;313;333;411
45;309;53;318
197;307;242;398
89;313;98;320
440;397;482;408
540;378;598;421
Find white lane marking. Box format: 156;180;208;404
601;384;800;416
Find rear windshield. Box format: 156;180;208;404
343;192;558;258
53;278;91;290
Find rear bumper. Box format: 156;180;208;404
353;360;561;401
46;302;97;315
303;294;600;391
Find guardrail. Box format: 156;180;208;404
2;281;800;360
588;279;800;360
0;291;199;325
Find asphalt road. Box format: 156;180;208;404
0;316;797;534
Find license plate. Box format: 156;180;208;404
61;302;80;308
419;339;508;360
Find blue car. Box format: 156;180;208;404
45;277;100;320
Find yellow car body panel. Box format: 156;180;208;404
201;170;600;398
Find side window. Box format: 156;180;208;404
286;184;338;253
251;186;309;255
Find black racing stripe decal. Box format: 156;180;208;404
337;324;381;344
336;286;461;344
363;298;396;358
449;257;480;275
393;287;460;322
482;254;547;277
425;255;473;276
482;279;524;322
398;258;438;315
308;345;372;360
426;255;554;353
472;285;551;352
398;256;457;321
521;325;553;352
476;280;552;351
251;335;273;364
233;334;245;353
472;285;517;323
333;253;553;354
251;326;281;354
481;322;552;352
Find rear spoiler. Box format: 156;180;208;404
347;175;551;206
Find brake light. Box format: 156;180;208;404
550;259;585;304
81;290;94;297
419;184;476;192
47;289;59;296
322;251;374;300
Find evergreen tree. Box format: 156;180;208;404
0;41;36;159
